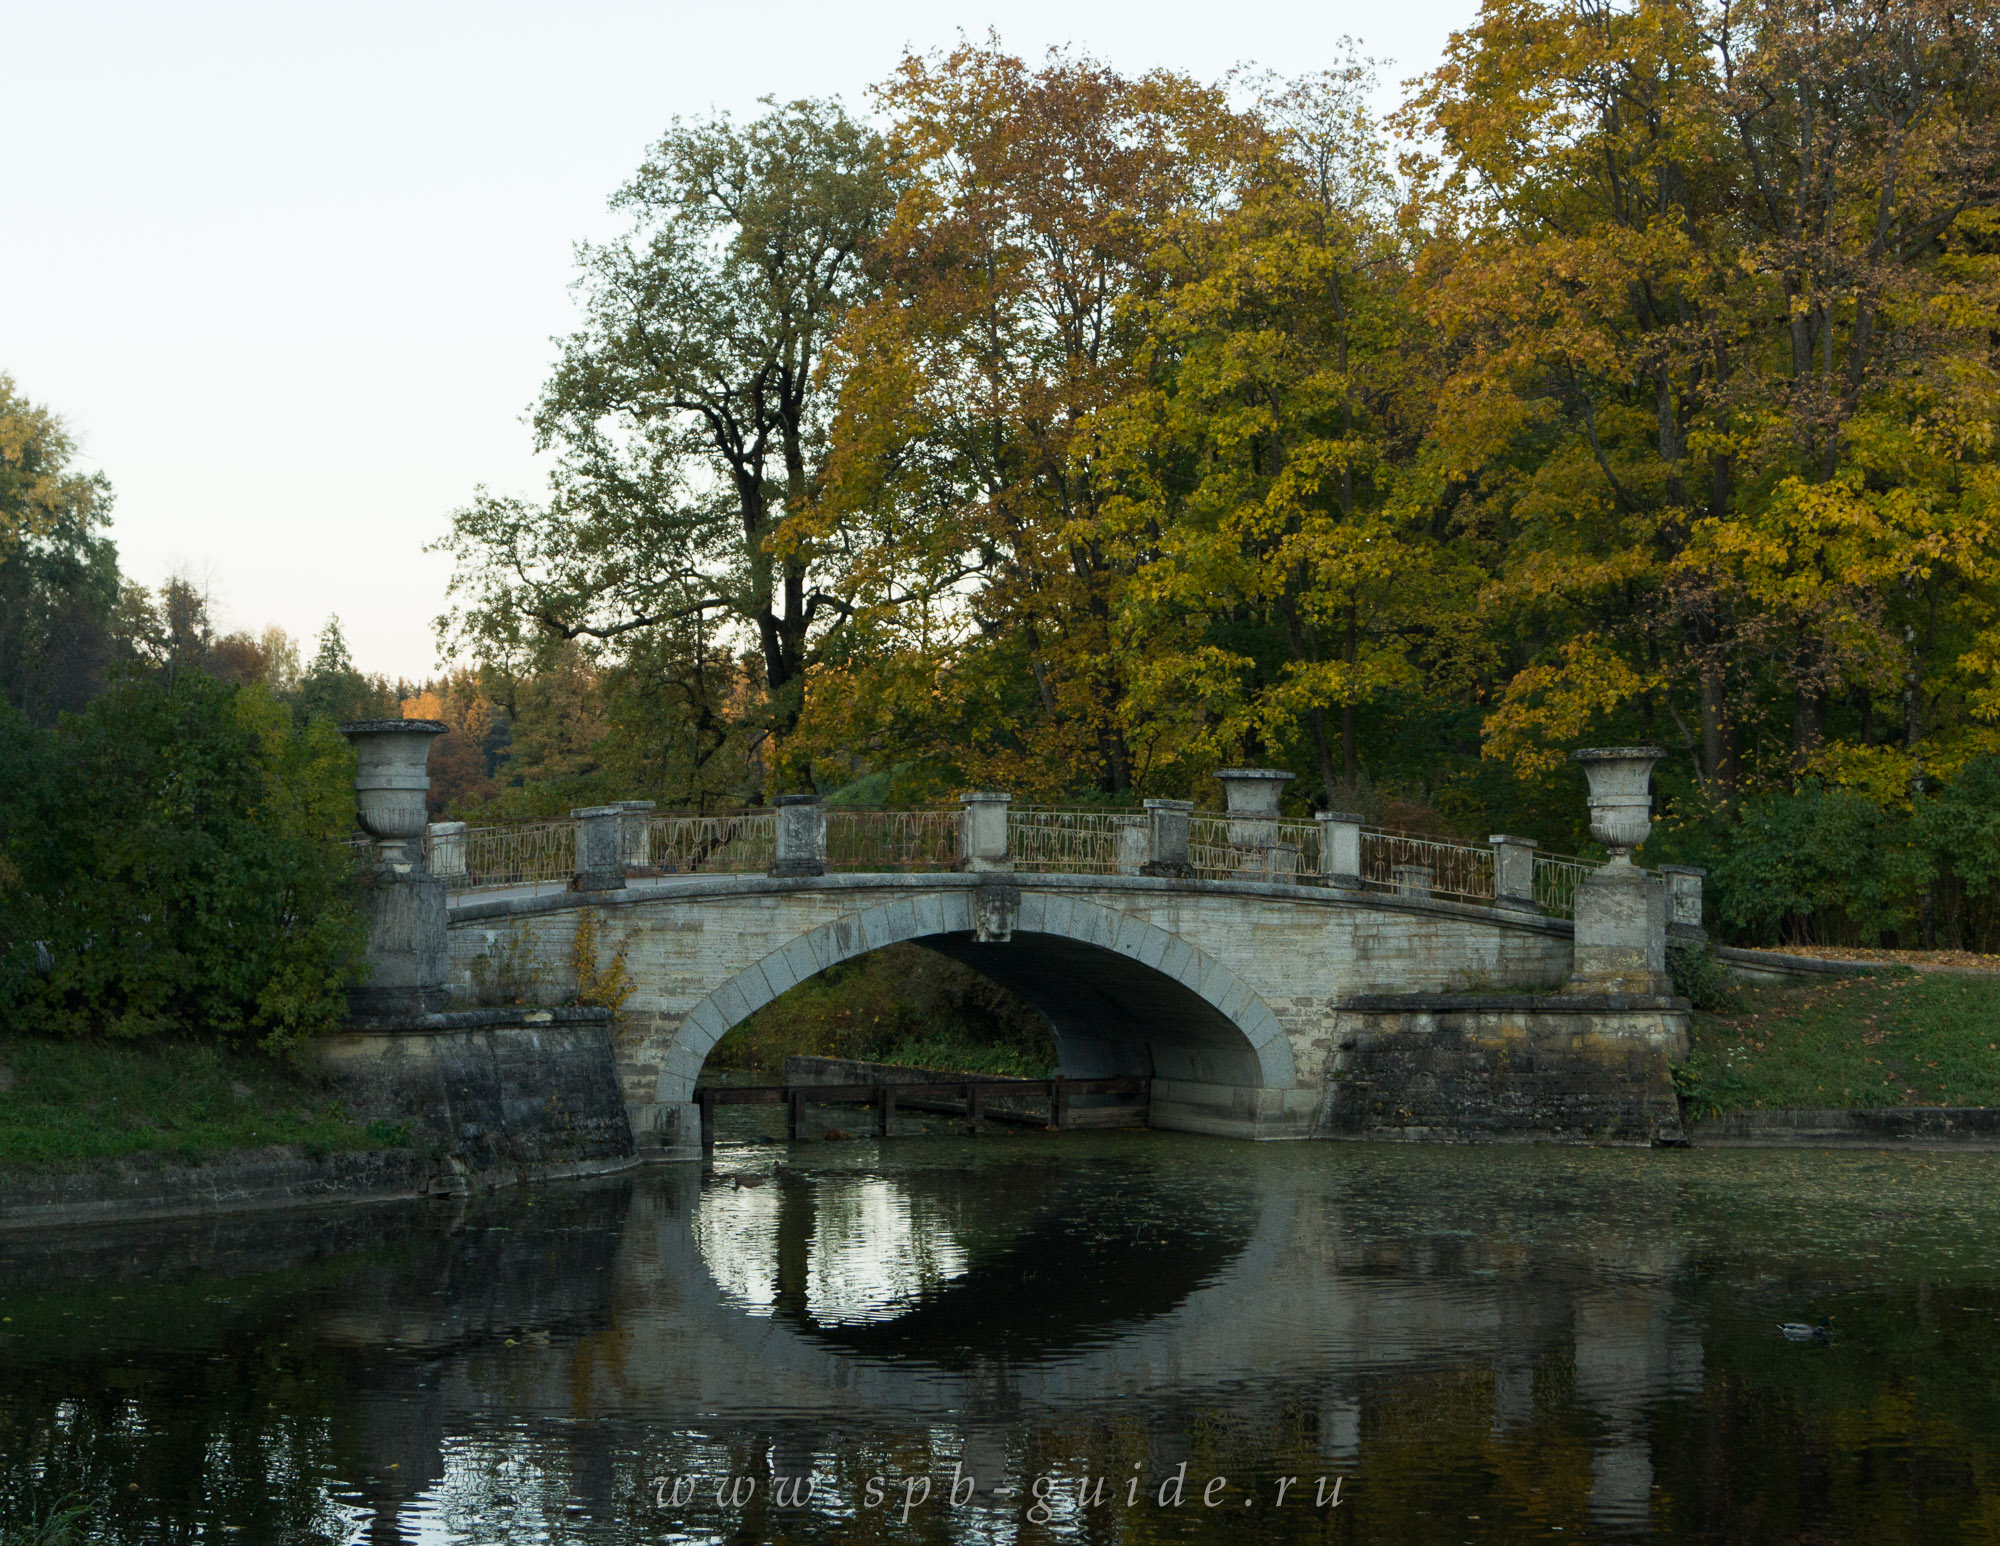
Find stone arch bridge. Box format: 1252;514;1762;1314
447;866;1584;1149
300;751;1693;1155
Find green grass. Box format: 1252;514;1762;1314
707;942;1057;1079
0;1034;407;1172
1679;969;2000;1115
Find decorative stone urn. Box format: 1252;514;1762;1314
1572;746;1665;861
1216;768;1294;854
340;720;450;1020
343;720;447;870
1566;746;1673;997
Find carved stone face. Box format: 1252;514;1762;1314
1572;747;1665;859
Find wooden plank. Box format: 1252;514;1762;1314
1061;1106;1150;1129
688;1075;1151;1140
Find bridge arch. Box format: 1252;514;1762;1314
654;888;1298;1112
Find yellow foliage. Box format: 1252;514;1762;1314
571;908;634;1013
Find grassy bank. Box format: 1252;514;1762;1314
707;942;1057;1079
1678;969;2000;1116
0;1035;404;1172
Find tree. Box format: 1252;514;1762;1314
296;615;390;724
0;375;124;722
800;41;1266;796
0;674;365;1047
1405;0;2000;802
437;98;892;791
1087;61;1473;803
0;373;107;556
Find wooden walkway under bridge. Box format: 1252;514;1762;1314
692;1076;1152;1152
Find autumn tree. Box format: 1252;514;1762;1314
798;43;1266;797
1406;0;2000;804
436;98;892;792
1086;61;1474;803
0;375;125;722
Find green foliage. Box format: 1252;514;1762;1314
0;1033;404;1171
293;614;393;725
466;919;549;1007
1667;941;1736;1013
1701;761;2000;950
1708;785;1919;945
708;943;1056;1077
0;671;366;1049
1680;971;2000;1114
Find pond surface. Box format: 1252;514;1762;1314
3;1134;2000;1544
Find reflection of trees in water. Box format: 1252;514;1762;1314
5;1153;2000;1543
697;1156;1259;1364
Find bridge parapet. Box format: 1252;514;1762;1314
420;798;1633;922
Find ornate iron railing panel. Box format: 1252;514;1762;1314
1008;807;1142;875
824;808;963;872
437;821;575;891
646;811;777;874
1533;855;1595;920
1359;831;1496;903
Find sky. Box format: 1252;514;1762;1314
5;0;1480;679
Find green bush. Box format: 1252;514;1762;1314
1703;762;2000;951
0;671;365;1049
1667;941;1736;1012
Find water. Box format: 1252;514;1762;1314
3;1133;1999;1544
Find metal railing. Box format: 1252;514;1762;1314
427;802;1612;922
646;811;776;875
1360;831;1496;904
825;807;962;872
1009;806;1142;875
437;821;575;891
1188;816;1317;882
1533;855;1595;920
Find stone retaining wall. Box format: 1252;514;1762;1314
317;1007;635;1190
0;1147;429;1231
1327;994;1690;1145
1690;1106;2000;1148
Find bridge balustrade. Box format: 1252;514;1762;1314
418;800;1637;922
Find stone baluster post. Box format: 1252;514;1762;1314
1660;865;1706;941
425;820;467;880
1316;810;1363;889
771;795;827;877
1114;818;1147;876
1393;863;1435;899
1140;798;1194;878
1490;834;1538;912
341;719;449;1021
959;791;1013;873
570;806;628;892
1566;747;1672;995
611;800;655;871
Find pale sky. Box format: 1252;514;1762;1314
6;0;1479;679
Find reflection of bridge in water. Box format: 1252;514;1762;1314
266;1146;1699;1539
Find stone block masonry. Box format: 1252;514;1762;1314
446;872;1579;1153
1327;994;1689;1144
317;1007;635;1190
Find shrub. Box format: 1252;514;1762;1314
0;671;365;1049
